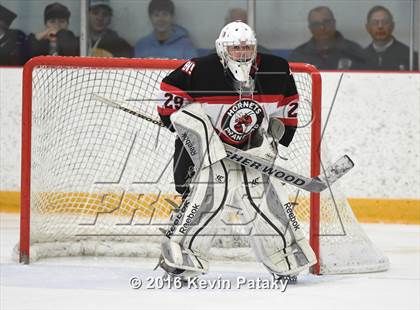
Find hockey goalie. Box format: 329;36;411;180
156;21;317;282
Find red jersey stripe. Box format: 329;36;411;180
157;105;177;116
280;94;299;106
278;117;298;126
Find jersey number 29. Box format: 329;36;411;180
164;93;184;109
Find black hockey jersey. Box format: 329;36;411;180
157;53;299;147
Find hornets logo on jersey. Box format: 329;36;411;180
221;99;264;143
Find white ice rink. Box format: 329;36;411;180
1;212;419;310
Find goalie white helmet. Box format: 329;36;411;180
215;21;257;83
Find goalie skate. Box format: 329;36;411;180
272;274;298;285
157;239;209;280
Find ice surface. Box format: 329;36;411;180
1;213;419;310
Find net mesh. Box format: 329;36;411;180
23;59;388;274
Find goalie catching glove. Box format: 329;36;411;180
243;116;288;162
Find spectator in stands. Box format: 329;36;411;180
0;5;27;65
88;0;133;57
364;6;418;71
288;6;367;70
224;8;271;54
135;0;197;59
26;3;79;57
225;7;249;24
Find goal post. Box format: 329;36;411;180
19;56;388;275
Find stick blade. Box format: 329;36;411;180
320;155;354;186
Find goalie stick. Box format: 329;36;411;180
92;94;354;193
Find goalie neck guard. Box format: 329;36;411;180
215;21;257;86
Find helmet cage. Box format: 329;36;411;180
216;22;257;82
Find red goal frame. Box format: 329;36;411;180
19;56;322;274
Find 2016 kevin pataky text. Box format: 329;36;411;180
142;275;289;291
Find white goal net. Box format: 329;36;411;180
19;56;389;274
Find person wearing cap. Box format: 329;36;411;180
26;2;79;57
88;0;133;57
0;4;27;65
134;0;197;60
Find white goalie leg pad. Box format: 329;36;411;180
237;166;317;276
160;160;231;277
254;235;317;276
170;103;226;169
